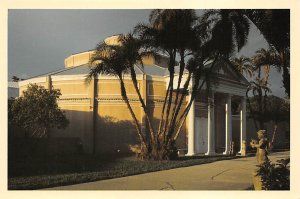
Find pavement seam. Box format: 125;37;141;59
211;169;231;180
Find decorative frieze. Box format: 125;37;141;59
96;97;140;102
58;97;90;102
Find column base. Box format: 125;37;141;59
205;151;216;156
185;152;196;156
237;151;247;156
184;152;196;156
223;151;230;155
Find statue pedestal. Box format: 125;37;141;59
252;170;263;190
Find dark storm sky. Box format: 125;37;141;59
8;9;285;97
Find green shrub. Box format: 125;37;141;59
257;158;290;190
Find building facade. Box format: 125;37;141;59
19;35;250;156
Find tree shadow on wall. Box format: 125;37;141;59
96;114;188;155
8;108;188;178
8;110;139;177
95;115;138;155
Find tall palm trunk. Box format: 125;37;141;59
162;51;176;139
157;51;176;136
258;88;264;129
172;72;192;140
118;75;148;151
253;76;264;130
171;72;192;129
174;72;204;138
169;50;185;136
157;83;170;135
129;67;156;145
263;64;270;85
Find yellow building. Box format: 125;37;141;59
19;35;250;156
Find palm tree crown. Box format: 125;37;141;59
201;9;250;57
252;47;281;84
230;56;254;78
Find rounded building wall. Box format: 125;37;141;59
64;34;170;68
64;51;94;68
17;74;188;155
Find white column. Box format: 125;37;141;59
239;97;247;156
186;89;196;156
206;91;216;155
223;94;232;155
46;75;52;90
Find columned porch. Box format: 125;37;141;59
186;90;247;157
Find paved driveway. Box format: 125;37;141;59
46;151;289;190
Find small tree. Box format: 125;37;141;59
9;84;69;138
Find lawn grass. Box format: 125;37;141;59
8;154;241;190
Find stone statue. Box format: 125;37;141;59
250;130;269;190
250;130;269;165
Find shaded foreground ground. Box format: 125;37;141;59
46;151;290;190
9;153;240;190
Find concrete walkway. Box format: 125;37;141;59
47;151;289;190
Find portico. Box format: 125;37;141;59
186;60;249;156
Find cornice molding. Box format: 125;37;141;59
96;97;140;102
58;97;91;102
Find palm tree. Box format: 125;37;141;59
230;56;254;78
200;9;250;57
244;47;281;131
170;9;252;146
252;47;281;85
143;9;251;152
88;9;250;160
88;42;149;154
174;9;251;132
117;34;156;144
245;10;290;97
173;53;209;140
135;9;204;159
